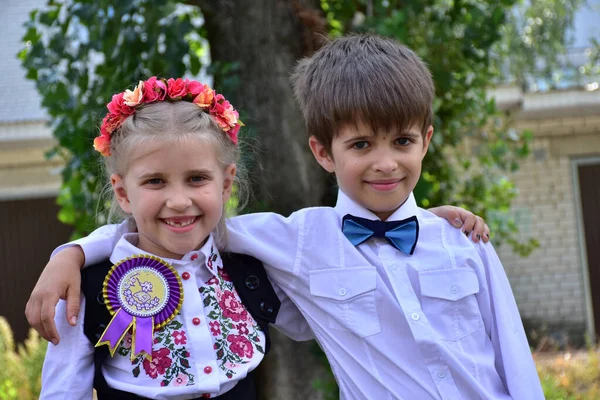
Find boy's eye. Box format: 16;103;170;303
396;138;411;146
352;141;369;150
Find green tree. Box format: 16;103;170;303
20;0;593;398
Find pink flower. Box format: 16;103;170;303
167;78;188;99
210;94;239;130
143;76;166;102
172;330;187;345
207;276;219;285
173;373;189;386
219;291;249;322
107;92;135;116
236;322;249;335
209;320;221;336
123;80;144;107
192;84;215;108
123;333;133;349
227;123;240;145
142;347;172;379
227;334;254;359
93;133;111;157
220;270;231;282
100;113;126;136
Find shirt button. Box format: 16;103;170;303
437;369;446;379
191;253;199;261
390;262;398;271
192;317;201;326
449;285;459;295
182;272;191;280
204;366;213;374
338;288;347;296
411;312;420;321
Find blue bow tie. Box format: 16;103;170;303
342;214;419;255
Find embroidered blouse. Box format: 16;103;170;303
41;233;283;400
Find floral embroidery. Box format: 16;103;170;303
199;247;265;379
116;319;195;387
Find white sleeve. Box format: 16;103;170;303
271;280;313;341
51;221;130;266
40;298;95;399
475;242;544;399
225;212;303;286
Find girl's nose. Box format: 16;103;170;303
166;188;193;211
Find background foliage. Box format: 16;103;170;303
20;0;597;256
0;317;47;400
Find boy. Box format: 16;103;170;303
27;34;541;399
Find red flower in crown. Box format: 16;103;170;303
166;78;188;99
94;77;243;156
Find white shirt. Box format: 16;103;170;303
56;191;543;400
42;233;311;400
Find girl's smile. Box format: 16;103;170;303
111;137;235;259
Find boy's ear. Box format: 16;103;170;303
308;136;335;173
222;163;237;203
421;125;434;158
111;174;132;214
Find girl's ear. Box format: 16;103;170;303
222;164;237;203
111;174;132;214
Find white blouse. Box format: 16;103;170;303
41;233;311;400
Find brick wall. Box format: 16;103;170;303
496;114;600;343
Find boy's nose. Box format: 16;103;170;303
372;152;398;173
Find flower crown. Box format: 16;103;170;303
93;77;243;157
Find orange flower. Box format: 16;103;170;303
192;85;215;108
93;133;112;157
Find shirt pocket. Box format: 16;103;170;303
419;268;483;341
309;267;381;338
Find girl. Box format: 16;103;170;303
40;77;310;400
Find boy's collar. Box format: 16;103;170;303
110;233;221;276
334;189;419;222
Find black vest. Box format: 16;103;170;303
81;253;280;400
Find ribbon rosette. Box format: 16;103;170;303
96;255;183;360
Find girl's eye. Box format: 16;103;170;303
353;141;369;150
396;138;411;146
146;178;163;185
190;175;206;183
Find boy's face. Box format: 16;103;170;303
310;121;433;221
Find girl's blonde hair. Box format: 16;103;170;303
100;101;248;249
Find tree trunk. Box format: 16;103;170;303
192;1;331;398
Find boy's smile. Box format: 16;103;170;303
310;121;433;221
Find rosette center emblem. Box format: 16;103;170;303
118;268;170;317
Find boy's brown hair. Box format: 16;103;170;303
291;34;434;153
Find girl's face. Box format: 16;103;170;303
111;136;235;259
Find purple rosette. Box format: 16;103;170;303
96;255;183;360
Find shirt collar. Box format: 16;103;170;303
110;233;223;277
334;189;420;222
